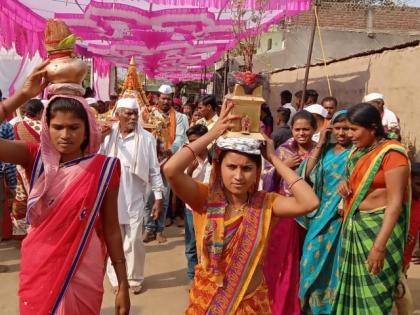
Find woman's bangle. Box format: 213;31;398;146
111;258;126;266
287;176;304;190
183;144;198;161
308;155;317;160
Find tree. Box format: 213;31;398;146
229;0;269;72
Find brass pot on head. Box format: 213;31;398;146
45;54;87;85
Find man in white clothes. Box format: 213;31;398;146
363;92;400;136
305;104;328;142
101;98;164;294
280;90;296;125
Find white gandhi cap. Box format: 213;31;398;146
158;84;173;94
363;93;384;102
305;104;328;118
116;98;139;110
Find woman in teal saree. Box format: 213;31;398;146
297;110;352;314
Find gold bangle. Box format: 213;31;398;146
287;177;304;190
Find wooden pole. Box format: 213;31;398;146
301;0;321;110
223;51;230;96
203;66;207;93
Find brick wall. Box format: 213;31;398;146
290;2;420;33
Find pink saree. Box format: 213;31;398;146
261;138;312;315
18;95;119;315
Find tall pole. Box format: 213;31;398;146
223;51;230;96
203;66;207;94
301;0;321;110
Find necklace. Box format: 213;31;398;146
227;203;248;213
226;195;250;214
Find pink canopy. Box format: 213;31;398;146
1;0;311;81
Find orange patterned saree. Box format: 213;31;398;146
187;182;276;315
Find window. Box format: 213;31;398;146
267;38;272;51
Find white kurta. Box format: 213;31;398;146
102;126;163;287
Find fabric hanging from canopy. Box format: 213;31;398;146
1;0;311;81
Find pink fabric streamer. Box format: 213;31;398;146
0;0;46;59
2;0;311;81
147;0;311;10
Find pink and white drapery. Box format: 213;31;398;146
1;0;311;83
0;0;46;59
147;0;310;10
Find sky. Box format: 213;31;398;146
407;0;420;6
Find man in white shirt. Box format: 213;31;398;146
363;92;400;137
184;124;211;281
196;94;219;130
101;98;164;294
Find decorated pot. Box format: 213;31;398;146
45;55;87;85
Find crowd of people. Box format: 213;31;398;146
0;61;419;315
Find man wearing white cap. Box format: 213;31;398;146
101;98;164;294
363;92;400;136
143;84;189;243
305;104;329;142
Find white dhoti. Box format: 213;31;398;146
106;217;145;287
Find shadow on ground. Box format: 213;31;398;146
143;268;189;290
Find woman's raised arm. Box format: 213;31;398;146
262;136;320;217
163;98;238;208
0;60;49;122
0;60;50;166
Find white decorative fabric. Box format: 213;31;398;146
216;136;262;155
363;92;384;102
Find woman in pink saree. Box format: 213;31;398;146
261;110;317;314
0;61;130;315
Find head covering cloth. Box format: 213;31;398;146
330;109;348;124
27;95;101;225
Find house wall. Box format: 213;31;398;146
291;2;420;34
267;44;420;159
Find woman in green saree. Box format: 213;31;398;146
334;103;410;314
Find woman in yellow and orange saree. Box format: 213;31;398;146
163;99;320;314
334;103;410;314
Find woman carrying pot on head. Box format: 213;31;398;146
163;99;319;314
0;61;130;315
297;110;352;314
261;110;317;315
333;103;410;314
